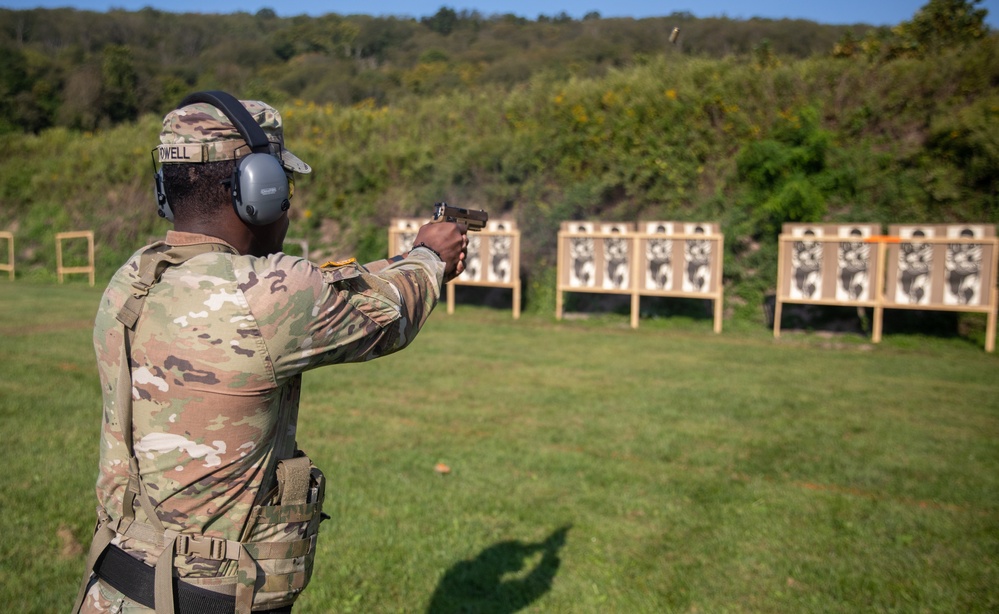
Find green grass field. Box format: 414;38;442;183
1;282;997;613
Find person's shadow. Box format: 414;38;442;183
426;525;572;614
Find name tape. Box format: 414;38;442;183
158;141;279;164
158;144;208;163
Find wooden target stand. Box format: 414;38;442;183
0;231;13;280
447;223;521;319
55;230;95;286
555;222;725;331
388;218;522;318
774;229;999;352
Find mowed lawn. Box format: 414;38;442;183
1;281;997;613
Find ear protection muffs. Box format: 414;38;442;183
153;160;173;222
155;90;291;226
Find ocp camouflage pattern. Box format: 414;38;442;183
91;230;443;579
158;100;311;174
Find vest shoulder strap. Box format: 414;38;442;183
118;242;236;330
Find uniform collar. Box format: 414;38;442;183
164;230;239;253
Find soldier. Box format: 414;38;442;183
74;91;467;614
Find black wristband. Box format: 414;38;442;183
415;242;443;261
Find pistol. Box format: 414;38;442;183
432;202;488;231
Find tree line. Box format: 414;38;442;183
5;1;987;136
0;5;880;133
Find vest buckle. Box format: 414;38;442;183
175;534;227;560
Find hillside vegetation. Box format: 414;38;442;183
0;1;996;322
0;5;873;132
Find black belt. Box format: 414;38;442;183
94;544;292;614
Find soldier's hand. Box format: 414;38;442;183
413;222;468;282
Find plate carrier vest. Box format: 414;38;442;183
73;242;327;614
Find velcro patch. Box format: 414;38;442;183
320;258;357;269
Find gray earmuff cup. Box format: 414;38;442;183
154;169;174;222
234;154;291;225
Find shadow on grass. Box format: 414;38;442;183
763;297;870;335
448;285;522;312
562;292;716;321
763;294;987;346
426;525;571;614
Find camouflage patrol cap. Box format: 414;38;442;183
158;100;311;174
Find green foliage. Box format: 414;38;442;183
0;45;60;133
856;0;990;61
0;6;875;129
753;39;780;69
421;7;459;36
902;0;989;54
736;106;836;235
353;221;389;264
762;176;826;228
927;93;999;195
270;14;359;59
101;45;139;123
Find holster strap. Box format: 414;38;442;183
275;456;312;506
244;535;315;560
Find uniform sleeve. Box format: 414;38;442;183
358;257;398;274
239;249;445;383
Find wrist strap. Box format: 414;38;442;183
415;242;443;261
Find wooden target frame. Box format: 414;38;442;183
556;221;724;331
775;223;998;352
55;230;95;286
0;231;13;280
388;217;424;259
388;217;522;319
774;223;883;339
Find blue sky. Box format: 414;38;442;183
2;0;998;27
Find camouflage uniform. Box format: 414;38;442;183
78;99;445;613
